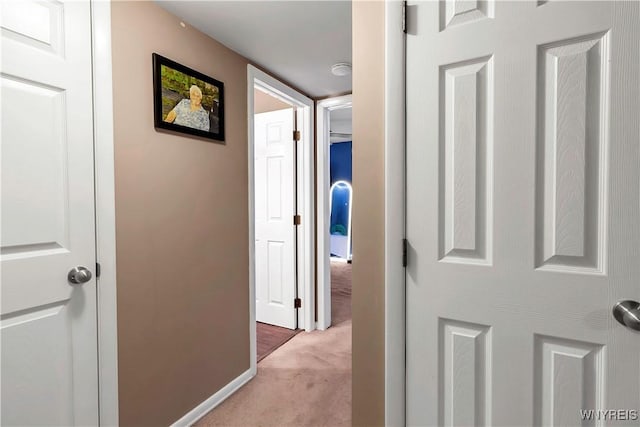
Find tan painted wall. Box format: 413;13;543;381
351;1;386;426
111;2;250;425
254;88;291;113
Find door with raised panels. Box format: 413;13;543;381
0;0;99;425
406;1;639;425
255;108;297;329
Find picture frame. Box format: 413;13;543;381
153;53;225;142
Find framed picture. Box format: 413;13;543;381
153;53;225;142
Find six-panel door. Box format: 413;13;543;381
406;1;639;425
255;108;297;329
0;0;99;425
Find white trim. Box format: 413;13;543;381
247;65;315;377
384;1;406;426
315;94;352;330
91;1;119;425
295;106;306;330
248;72;257;375
170;369;253;427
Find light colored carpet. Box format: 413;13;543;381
330;259;352;326
196;261;352;427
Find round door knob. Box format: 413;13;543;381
68;266;92;285
612;300;640;332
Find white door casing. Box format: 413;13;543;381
1;0;99;425
406;1;639;426
316;95;352;330
254;108;297;329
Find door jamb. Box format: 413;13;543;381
91;0;119;425
384;1;406;425
315;95;352;330
247;65;315;374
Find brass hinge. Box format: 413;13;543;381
294;215;301;225
294;298;302;308
293;130;301;141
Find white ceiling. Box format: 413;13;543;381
330;106;352;143
156;1;352;99
330;107;351;122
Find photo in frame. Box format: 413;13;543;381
153;53;225;142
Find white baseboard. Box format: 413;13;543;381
171;369;254;427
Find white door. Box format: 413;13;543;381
406;1;639;425
1;0;99;425
255;108;297;329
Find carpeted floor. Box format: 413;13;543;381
196;260;352;427
330;259;352;326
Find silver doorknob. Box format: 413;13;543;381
68;266;92;285
613;300;640;332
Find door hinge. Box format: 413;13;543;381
293;130;301;141
96;262;101;278
294;298;302;308
402;239;408;267
402;1;407;34
294;214;301;225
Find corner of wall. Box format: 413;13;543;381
351;1;386;426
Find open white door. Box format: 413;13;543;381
1;0;99;425
254;108;297;329
406;1;639;425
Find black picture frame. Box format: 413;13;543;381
153;53;225;142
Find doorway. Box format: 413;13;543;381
0;1;119;425
253;90;301;360
327;103;353;327
316;95;352;330
399;1;640;425
247;65;315;371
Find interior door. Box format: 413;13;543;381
406;1;639;425
255;108;297;329
0;0;99;425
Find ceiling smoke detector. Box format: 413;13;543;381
331;63;352;76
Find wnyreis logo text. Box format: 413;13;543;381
580;410;639;421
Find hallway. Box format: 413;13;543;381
196;261;352;426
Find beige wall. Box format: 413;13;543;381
111;2;250;425
352;1;386;426
111;1;385;425
254;88;291;113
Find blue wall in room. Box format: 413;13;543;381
330;141;352;184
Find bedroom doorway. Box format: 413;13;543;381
253;91;300;360
316;95;353;330
248;66;315;367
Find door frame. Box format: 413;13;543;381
92;1;120;425
316;94;352;330
384;1;406;426
247;65;315;373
